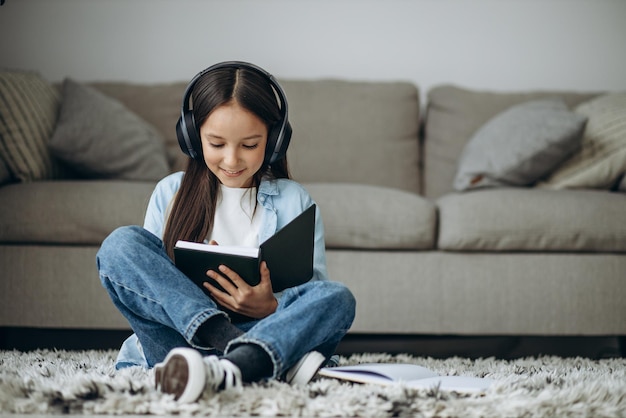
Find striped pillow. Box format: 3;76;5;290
0;71;62;181
540;93;626;190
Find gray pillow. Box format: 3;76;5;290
453;99;587;191
49;79;170;181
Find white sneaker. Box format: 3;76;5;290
154;347;242;403
284;351;326;385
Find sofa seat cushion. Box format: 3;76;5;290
0;181;155;244
304;183;436;249
438;188;626;252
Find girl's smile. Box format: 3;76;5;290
199;101;268;188
220;168;246;178
222;169;244;176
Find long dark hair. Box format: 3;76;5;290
163;67;291;258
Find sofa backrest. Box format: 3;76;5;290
281;80;421;193
423;85;600;198
91;79;422;194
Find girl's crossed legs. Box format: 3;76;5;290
97;226;355;399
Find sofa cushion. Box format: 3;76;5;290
424;85;600;198
454;99;587;191
0;181;155;244
0;71;64;182
304;183;436;249
0;180;436;250
438;188;626;252
540;93;626;190
49;79;170;181
282;80;421;194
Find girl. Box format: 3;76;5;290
96;61;356;403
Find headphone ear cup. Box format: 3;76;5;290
276;121;292;162
175;116;191;158
176;111;201;159
266;121;292;165
265;125;280;164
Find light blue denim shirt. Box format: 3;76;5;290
116;171;329;368
144;171;329;282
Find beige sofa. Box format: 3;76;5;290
1;71;625;355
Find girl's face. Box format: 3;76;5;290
199;101;268;188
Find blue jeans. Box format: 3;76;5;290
96;226;356;378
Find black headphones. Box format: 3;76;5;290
176;61;292;165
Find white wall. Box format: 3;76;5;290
1;0;625;97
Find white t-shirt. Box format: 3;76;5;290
209;184;262;247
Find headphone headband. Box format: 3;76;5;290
176;61;291;164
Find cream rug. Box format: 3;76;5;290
0;350;625;417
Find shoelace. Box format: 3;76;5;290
204;356;243;391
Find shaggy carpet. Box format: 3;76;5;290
0;350;624;417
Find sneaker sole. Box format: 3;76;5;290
286;351;326;385
155;348;206;403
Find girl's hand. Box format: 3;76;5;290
203;261;278;319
